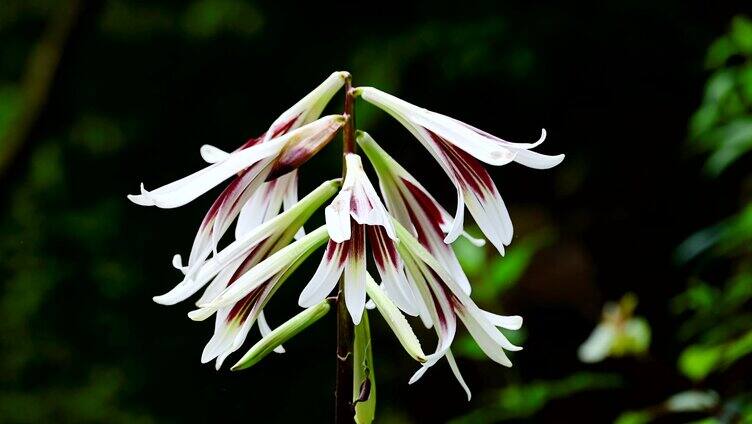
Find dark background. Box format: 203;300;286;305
1;1;750;422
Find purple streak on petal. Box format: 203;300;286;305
269;113;302;139
427;130;495;197
267;117;342;180
226;283;266;323
236;135;264;151
368;226;386;268
401;179;446;226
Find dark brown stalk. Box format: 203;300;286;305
335;73;356;424
0;0;82;179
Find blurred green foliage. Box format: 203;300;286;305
451;373;623;423
678;14;752;387
1;1;751;423
690;16;752;175
631;13;752;423
455;229;554;304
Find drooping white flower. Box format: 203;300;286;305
153;180;340;368
298;153;417;325
357;131;483;295
393;219;523;400
204;71;349;241
130;72;347;282
232;69;349;240
129;115;345;281
358;87;564;255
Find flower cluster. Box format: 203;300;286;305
129;72;563;398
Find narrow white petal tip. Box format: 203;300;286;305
187;308;214;321
442;232;460;245
171;254;187;273
473;239;486;247
506;316;524;330
298;294;324;309
127;183;158;206
538;128;547;143
407;373;420;385
127;193;152;206
215;355;228;370
349;309;363;326
365;300;376;310
550;153;565;165
152;293;179;306
200;144;230;163
459;230;486;247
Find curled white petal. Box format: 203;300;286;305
128;139;285;209
200;144;230;163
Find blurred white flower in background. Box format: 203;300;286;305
578;293;651;363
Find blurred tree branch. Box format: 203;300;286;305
0;0;82;179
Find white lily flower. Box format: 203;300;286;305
357;131;483;295
394;219;522;400
358;87;564;255
578;293;651;363
298;153;417;325
152;180;339;369
129;115;345;281
204;71;349;239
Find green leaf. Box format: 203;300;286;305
740;65;752;103
705;35;737;68
704;119;752;175
614;411;652;424
678;344;722;381
353;310;376;424
689;105;718;140
725;330;752;365
731;15;752;54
